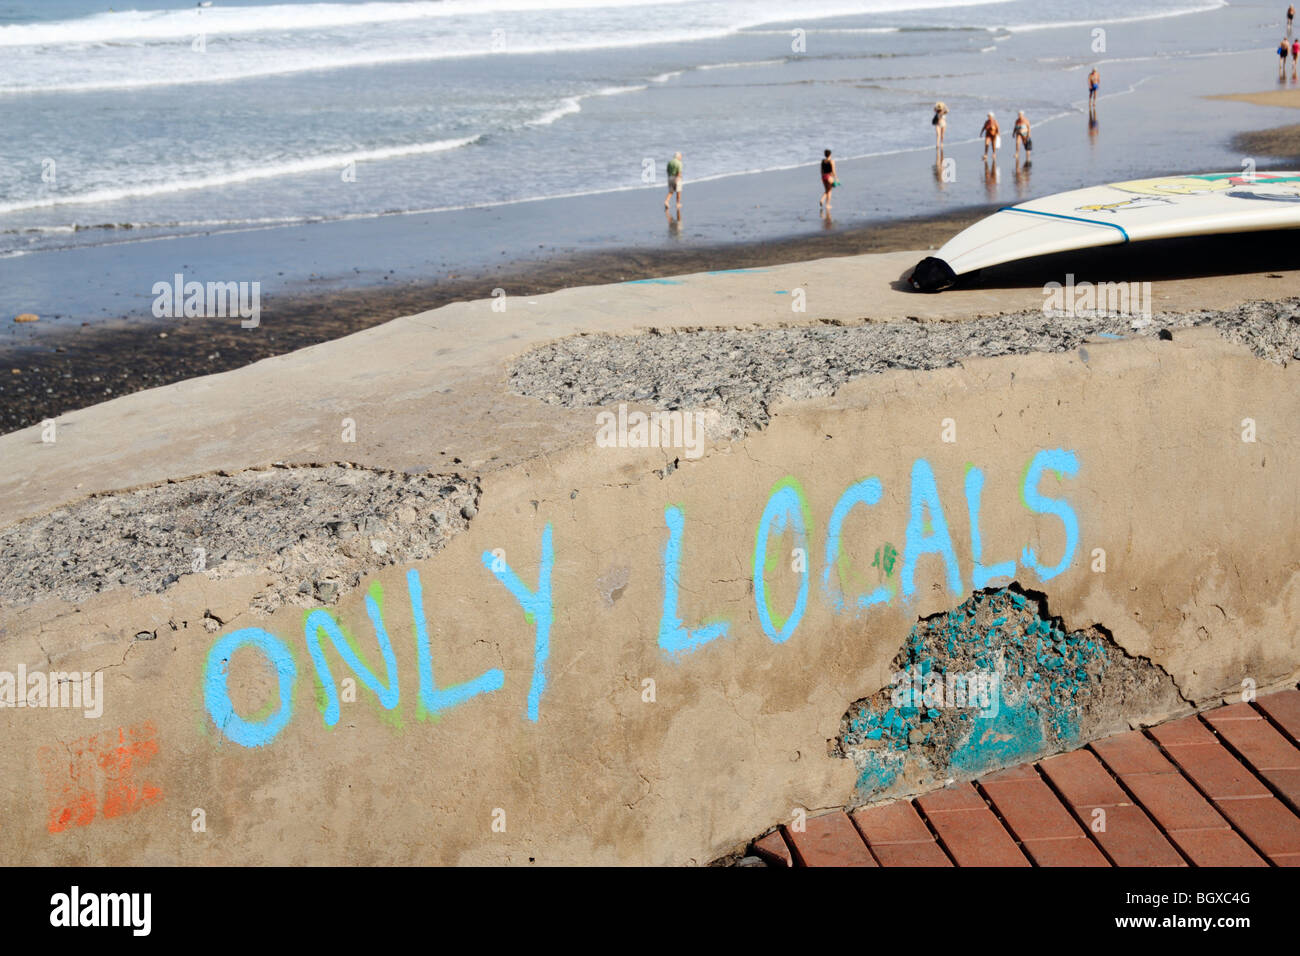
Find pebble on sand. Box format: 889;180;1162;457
14;313;38;323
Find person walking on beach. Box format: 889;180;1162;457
1280;38;1291;79
932;101;948;150
665;152;683;216
1013;110;1032;165
819;149;838;214
981;112;1000;161
1292;37;1298;79
1289;5;1295;39
1088;67;1100;109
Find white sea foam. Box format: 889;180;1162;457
0;136;480;215
526;85;647;126
0;0;700;47
994;0;1226;32
0;0;1019;96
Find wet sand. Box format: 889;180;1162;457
1232;122;1300;159
1214;89;1300;158
1211;89;1300;109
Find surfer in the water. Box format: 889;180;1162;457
1013;111;1032;165
819;149;838;214
981;112;1000;161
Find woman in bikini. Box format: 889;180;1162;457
819;149;837;213
932;102;948;150
1013;110;1032;165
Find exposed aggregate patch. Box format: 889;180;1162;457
509;299;1299;433
0;463;478;614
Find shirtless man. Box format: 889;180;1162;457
1088;67;1100;109
664;152;683;215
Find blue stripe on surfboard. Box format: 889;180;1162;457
997;206;1130;242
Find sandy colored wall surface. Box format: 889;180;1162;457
0;253;1296;865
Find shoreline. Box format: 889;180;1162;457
1213;88;1300;158
0;205;991;435
9;63;1300;437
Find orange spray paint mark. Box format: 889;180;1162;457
38;721;162;834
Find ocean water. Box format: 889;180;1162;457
1;0;1246;244
0;0;1290;323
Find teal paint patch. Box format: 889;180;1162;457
856;750;903;793
625;278;684;285
949;690;1047;774
836;585;1128;804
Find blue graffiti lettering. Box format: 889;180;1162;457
203;628;297;748
481;523;554;722
822;478;891;614
658;505;729;656
1021;449;1080;581
752;480;811;644
410;568;504;714
900;459;963;598
304;593;400;728
965;466;1016;590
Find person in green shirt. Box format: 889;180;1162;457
665;152;683;215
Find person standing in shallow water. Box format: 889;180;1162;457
664;151;683;216
932;101;948;151
1289;5;1295;39
981;112;1000;161
819;149;838;214
1088;67;1100;109
1013;110;1032;165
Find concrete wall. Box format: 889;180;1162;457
2;316;1296;865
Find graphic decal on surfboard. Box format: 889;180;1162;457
909;171;1300;292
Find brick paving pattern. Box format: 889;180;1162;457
751;688;1300;866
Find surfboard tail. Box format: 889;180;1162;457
908;256;958;292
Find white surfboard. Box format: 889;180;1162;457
909;172;1300;291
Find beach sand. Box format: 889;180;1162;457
7;198;1300;436
1214;88;1300;158
0;207;989;434
1212;89;1300;109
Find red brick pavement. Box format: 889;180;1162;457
748;687;1300;866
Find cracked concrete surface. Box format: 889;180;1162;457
0;463;478;615
509;299;1300;433
0;250;1295;866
